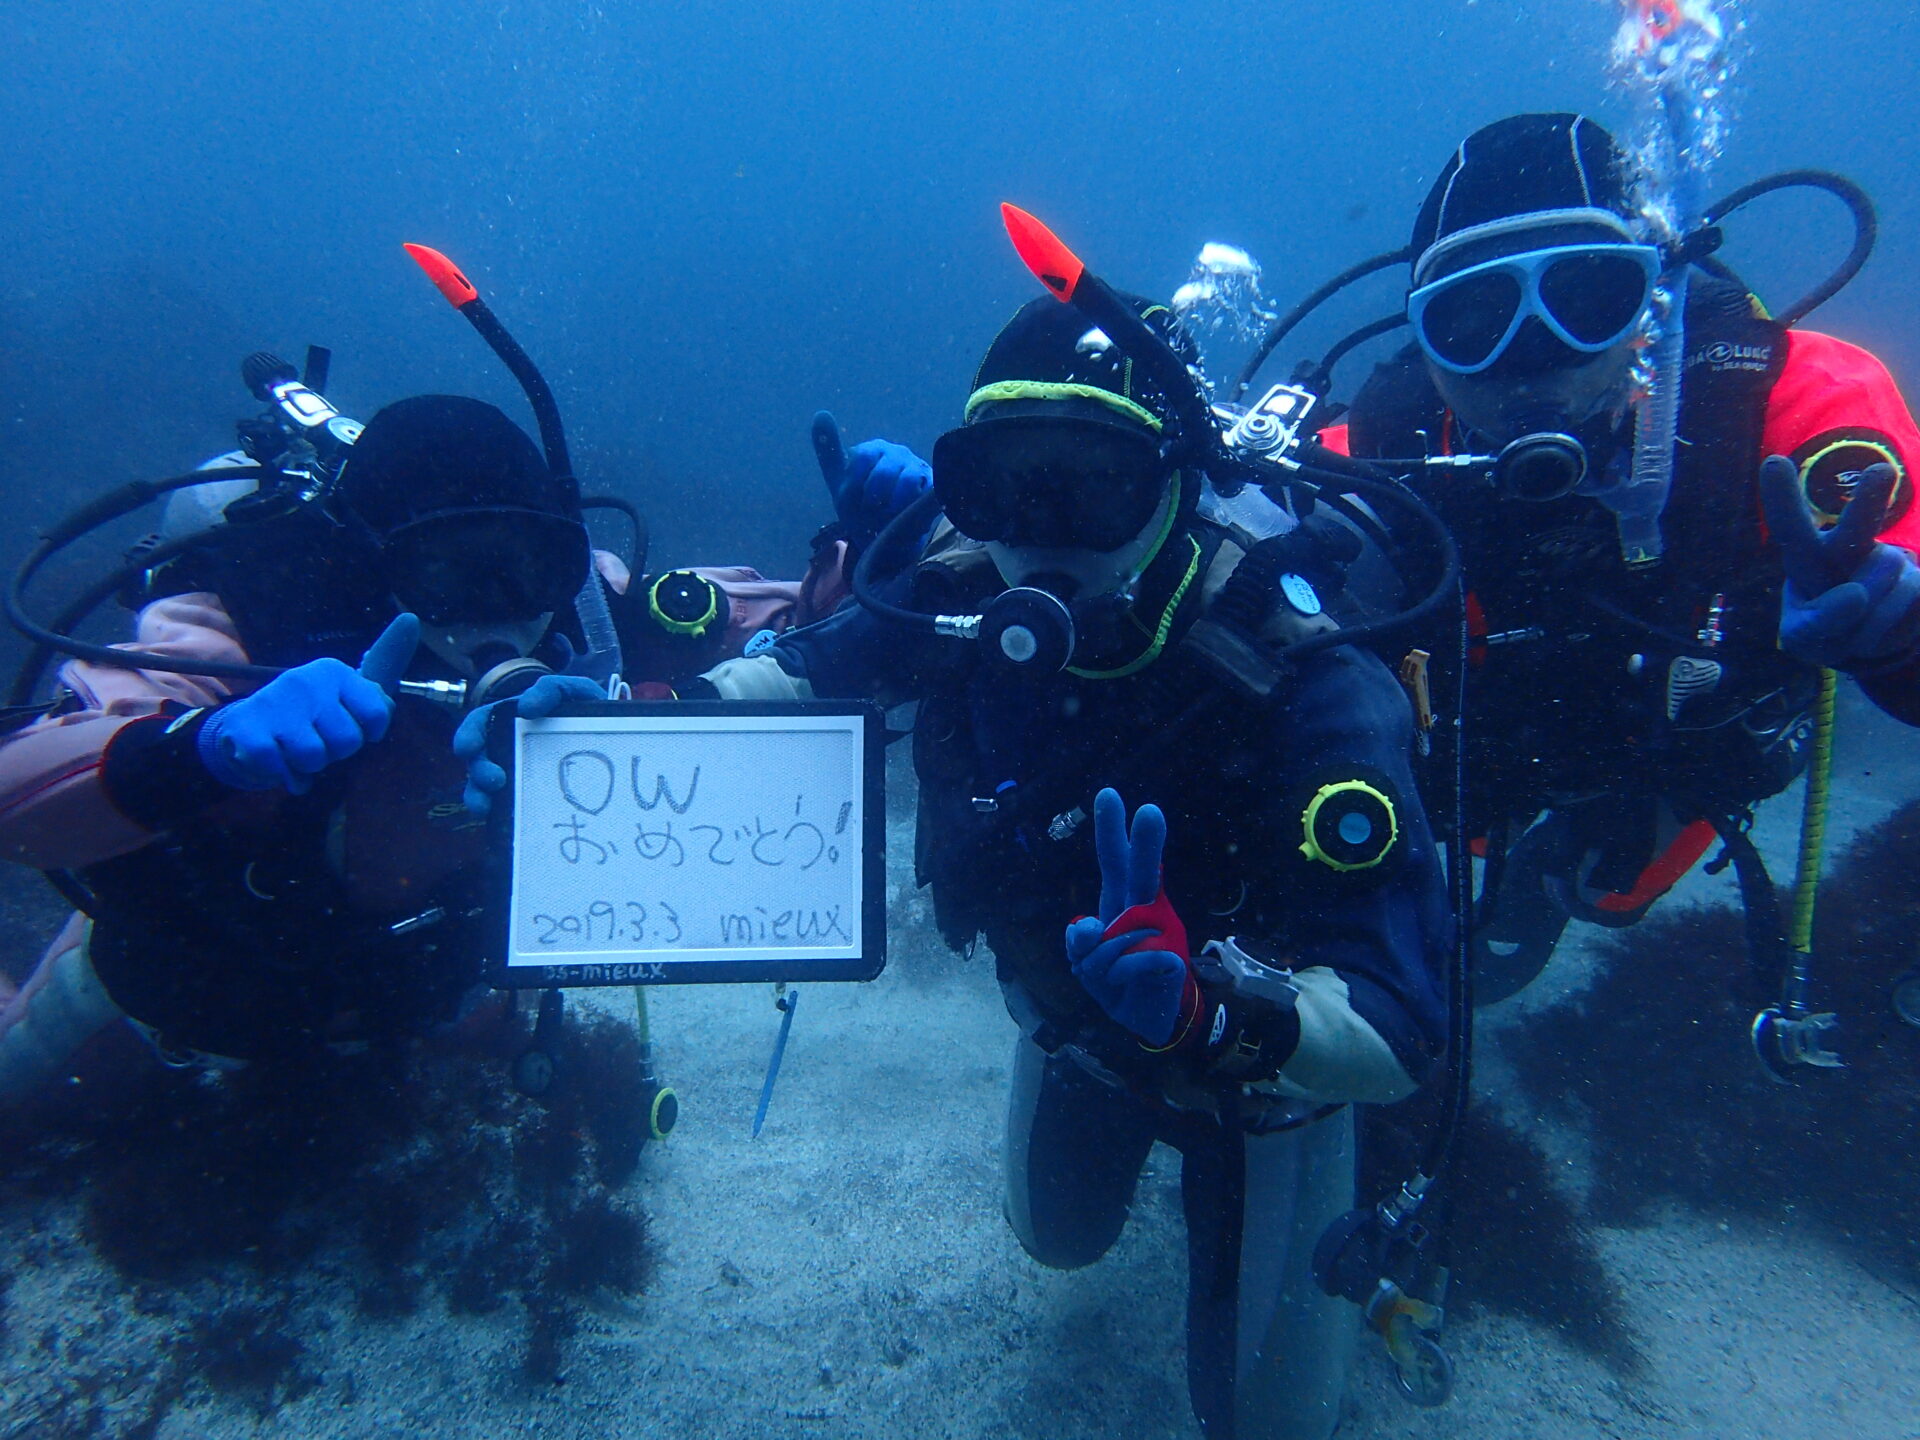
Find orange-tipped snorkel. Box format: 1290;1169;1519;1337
1635;0;1683;48
991;200;1464;641
403;242;480;309
998;203;1215;453
1000;204;1085;303
401;241;572;482
400;241;634;680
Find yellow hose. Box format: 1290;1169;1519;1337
632;984;653;1047
1788;668;1837;955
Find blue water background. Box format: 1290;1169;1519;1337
3;0;1917;589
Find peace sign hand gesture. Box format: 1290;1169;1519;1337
1064;787;1198;1049
1760;455;1920;671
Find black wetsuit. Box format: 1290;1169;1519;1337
727;513;1449;1439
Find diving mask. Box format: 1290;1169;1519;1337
932;414;1169;552
380;506;588;627
1409;243;1661;376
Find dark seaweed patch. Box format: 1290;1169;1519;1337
0;1000;657;1425
1506;797;1920;1282
189;1298;316;1416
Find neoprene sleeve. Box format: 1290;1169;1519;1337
99;706;229;831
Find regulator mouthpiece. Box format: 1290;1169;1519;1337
1495;431;1588;503
396;655;554;712
979;587;1075;674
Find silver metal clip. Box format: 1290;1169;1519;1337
1200;936;1300;1009
389;906;447;936
396;677;469;706
1697;592;1728;648
1047;806;1087;841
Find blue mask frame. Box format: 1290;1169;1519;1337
1408;243;1663;376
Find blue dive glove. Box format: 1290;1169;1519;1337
197;613;419;794
811;411;932;538
1760;456;1920;671
452;673;608;816
1064;787;1199;1049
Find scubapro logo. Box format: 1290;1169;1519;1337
1693;340;1773;373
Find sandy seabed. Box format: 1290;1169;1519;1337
3;692;1919;1440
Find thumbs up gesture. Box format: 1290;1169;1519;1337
196;613;420;794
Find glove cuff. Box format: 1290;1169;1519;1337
102;706;234;828
1139;971;1204;1053
193;702;264;790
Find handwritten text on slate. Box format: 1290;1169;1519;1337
512;721;862;960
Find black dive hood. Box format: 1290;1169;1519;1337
849;204;1463;677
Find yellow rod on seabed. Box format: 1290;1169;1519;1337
633;984;680;1140
631;984;653;1050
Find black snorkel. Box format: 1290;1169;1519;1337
401;245;574;484
400;244;623;687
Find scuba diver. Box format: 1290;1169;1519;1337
613;427;930;695
0;305;923;1103
0;392;589;1094
1320;113;1920;1002
538;288;1451;1440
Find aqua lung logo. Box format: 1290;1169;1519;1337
1690;340;1774;373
